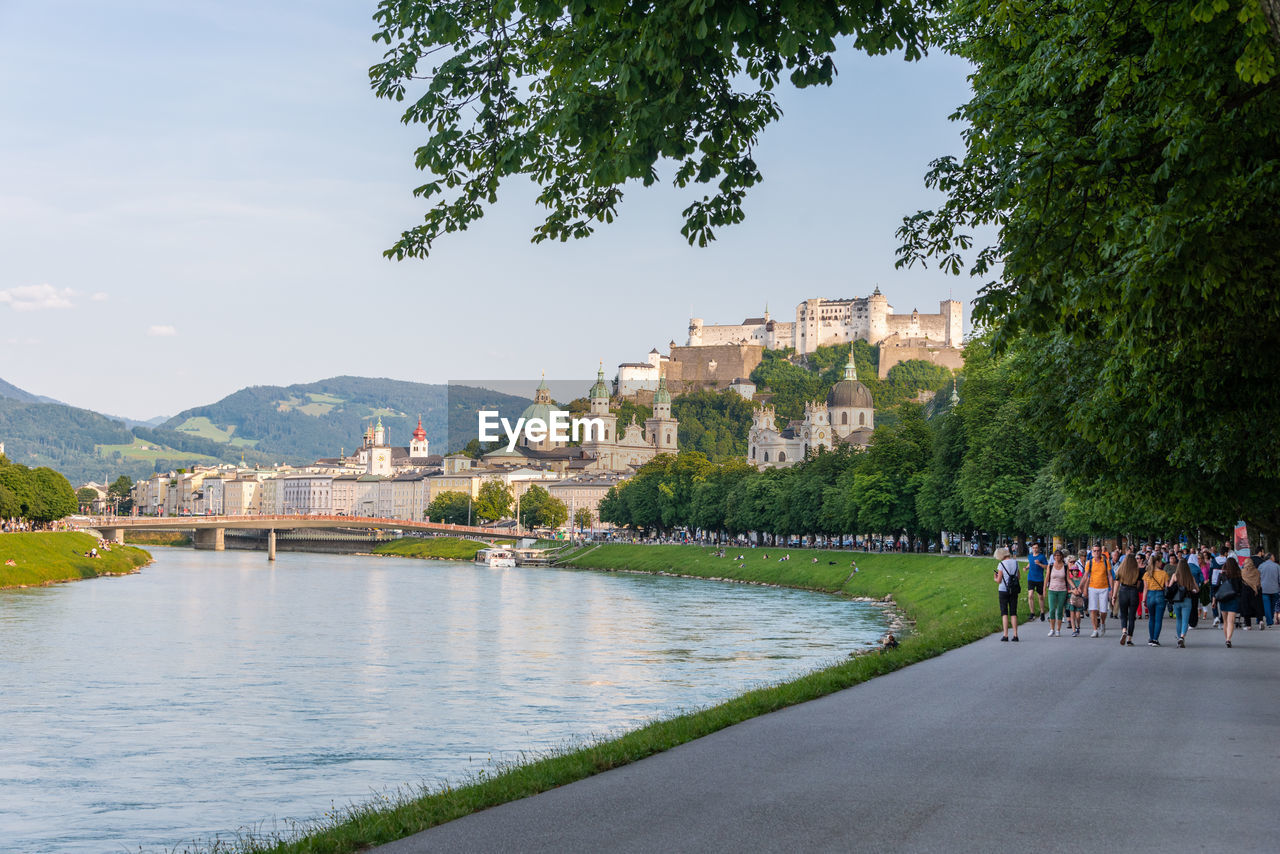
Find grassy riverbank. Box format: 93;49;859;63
0;531;151;588
124;530;192;547
372;536;512;561
231;544;998;854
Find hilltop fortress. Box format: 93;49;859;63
687;288;964;354
619;289;966;396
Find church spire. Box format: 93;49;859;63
843;348;858;381
590;360;609;401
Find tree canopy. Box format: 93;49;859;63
370;0;943;258
0;455;79;523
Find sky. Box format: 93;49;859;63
0;1;982;421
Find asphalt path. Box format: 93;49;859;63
379;616;1280;853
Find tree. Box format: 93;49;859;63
0;463;36;520
897;0;1280;538
427;490;472;525
473;481;514;522
573;507;594;533
370;0;941;258
108;475;134;515
29;468;78;523
518;484;569;529
77;487;100;511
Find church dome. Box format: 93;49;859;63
521;375;558;426
828;380;874;410
589;363;609;400
827;350;874;410
653;376;671;406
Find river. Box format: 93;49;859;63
0;548;890;852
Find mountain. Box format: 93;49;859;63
160;376;532;463
0;377;60;405
0;375;531;486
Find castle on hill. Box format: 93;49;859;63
688;288;964;354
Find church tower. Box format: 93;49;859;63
367;416;392;476
410;415;430;460
644;377;679;453
587;361;618;443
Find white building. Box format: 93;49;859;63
282;474;333;515
748;350;875;469
616;349;667;397
688;289;964;355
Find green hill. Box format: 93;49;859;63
160;376;531;463
0;375;531;485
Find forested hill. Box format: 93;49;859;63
161;376;530;463
0;375;529;485
0;377;54;404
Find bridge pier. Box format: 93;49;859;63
99;528;125;545
268;529;276;562
193;527;225;551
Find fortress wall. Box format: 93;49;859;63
877;337;966;379
666;343;764;392
885;313;949;343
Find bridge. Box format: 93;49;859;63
85;515;526;561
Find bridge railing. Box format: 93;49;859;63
86;514;524;538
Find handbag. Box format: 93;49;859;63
1217;577;1237;600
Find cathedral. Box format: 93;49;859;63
483;368;679;473
748;350;875;468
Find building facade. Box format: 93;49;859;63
748;350;875;469
688;290;964;355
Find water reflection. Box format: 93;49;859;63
0;548;889;852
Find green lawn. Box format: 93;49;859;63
233;544;1000;854
96;436;219;464
374;536;505;561
175;415;235;442
0;532;151;588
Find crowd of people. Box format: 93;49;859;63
995;542;1280;648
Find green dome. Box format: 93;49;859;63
654;376;671;405
590;363;609;400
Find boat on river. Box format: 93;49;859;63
475;547;516;568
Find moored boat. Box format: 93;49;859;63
475;547;516;568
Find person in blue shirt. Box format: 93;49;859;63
1026;541;1048;621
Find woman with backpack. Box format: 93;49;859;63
1216;557;1243;647
1167;559;1199;648
994;546;1020;642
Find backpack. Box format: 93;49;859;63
999;558;1020;596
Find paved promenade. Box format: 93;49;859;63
379;620;1279;853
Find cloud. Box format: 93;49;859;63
0;283;76;311
148;325;178;337
91;291;109;301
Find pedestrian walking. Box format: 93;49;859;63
1026;542;1048;622
1141;555;1170;646
994;546;1020;642
1114;554;1141;646
1044;549;1069;636
1216;557;1243;647
1167;558;1199;647
1257;552;1279;627
1239;557;1264;630
1085;545;1113;637
1066;554;1087;636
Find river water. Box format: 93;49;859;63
0;548;889;852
